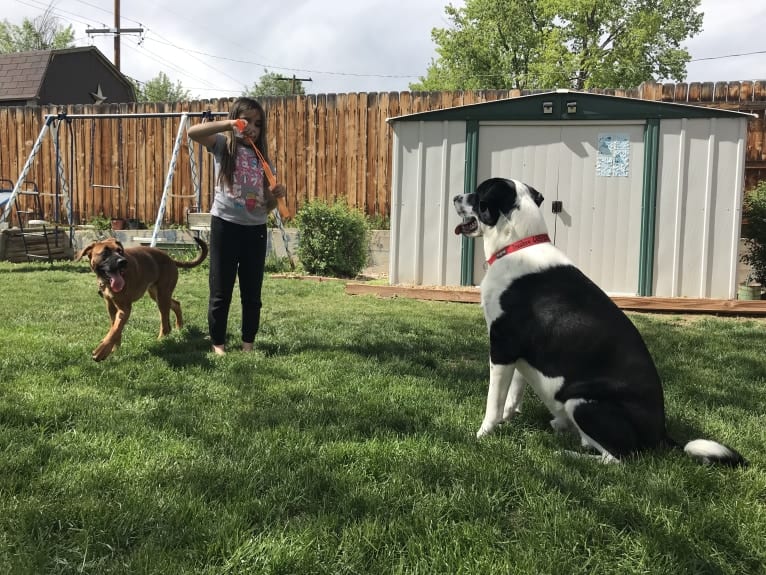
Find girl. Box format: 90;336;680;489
188;97;286;355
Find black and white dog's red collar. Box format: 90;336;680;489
487;234;551;265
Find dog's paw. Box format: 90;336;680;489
476;422;497;438
550;416;571;433
92;341;115;362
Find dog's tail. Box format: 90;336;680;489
668;436;748;467
173;236;208;269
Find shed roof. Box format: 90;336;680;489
0;50;51;101
387;89;754;123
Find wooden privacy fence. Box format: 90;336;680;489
1;81;766;227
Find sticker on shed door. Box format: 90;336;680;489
596;133;630;177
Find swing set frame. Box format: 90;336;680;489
0;111;227;246
1;110;295;263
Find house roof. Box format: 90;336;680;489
0;46;134;104
0;50;51;101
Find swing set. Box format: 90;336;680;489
1;111;296;264
0;115;76;262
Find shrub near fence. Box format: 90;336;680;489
1;81;766;227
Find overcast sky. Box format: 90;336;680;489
5;0;766;100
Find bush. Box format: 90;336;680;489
742;181;766;285
295;201;369;278
367;213;390;230
265;252;296;274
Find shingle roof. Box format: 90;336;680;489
0;50;51;101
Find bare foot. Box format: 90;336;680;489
242;342;254;352
212;344;226;356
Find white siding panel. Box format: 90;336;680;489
474;122;643;294
708;119;747;298
654;119;686;297
656;118;746;298
557;124;644;295
474;124;563;282
478;124;563;233
390;121;466;285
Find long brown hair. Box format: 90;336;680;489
218;97;270;190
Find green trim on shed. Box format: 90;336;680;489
388;90;752;124
461;120;480;286
638;119;660;296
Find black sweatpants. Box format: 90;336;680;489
208;215;268;346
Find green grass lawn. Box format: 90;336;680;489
0;260;764;575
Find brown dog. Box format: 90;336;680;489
76;236;208;361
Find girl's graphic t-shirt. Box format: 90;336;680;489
207;134;275;225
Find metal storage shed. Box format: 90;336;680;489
387;90;752;299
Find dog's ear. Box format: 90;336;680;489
527;185;544;207
478;199;493;223
75;243;94;262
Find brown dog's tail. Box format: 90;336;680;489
173;236;208;269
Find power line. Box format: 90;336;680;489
142;36;423;80
691;49;766;62
121;38;220;92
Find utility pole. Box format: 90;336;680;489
275;75;313;95
85;0;144;71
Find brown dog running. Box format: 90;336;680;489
76;236;208;361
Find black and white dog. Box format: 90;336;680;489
454;177;746;466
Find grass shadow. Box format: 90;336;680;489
152;325;218;369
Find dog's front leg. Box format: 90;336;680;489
92;302;131;362
477;360;515;438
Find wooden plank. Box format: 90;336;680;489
344;283;766;315
346;92;359;209
325;94;338;206
714;81;728;102
612;296;766;315
0;108;9;179
728;82;741;102
674;83;689;102
336;93;348;206
661;83;675;101
306;94;318;207
687;82;702;102
285;96;298;208
315;94;327;207
356;92;368;211
295;96;307;206
740;81;753;103
365;92;378;216
345;283;482;303
700;82;715;102
376;92;392;218
147;102;161;224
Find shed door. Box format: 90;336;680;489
475;122;646;295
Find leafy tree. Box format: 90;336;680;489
0;6;74;52
131;72;191;103
411;0;703;91
244;70;307;97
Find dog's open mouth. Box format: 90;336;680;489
101;269;126;293
455;217;478;236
